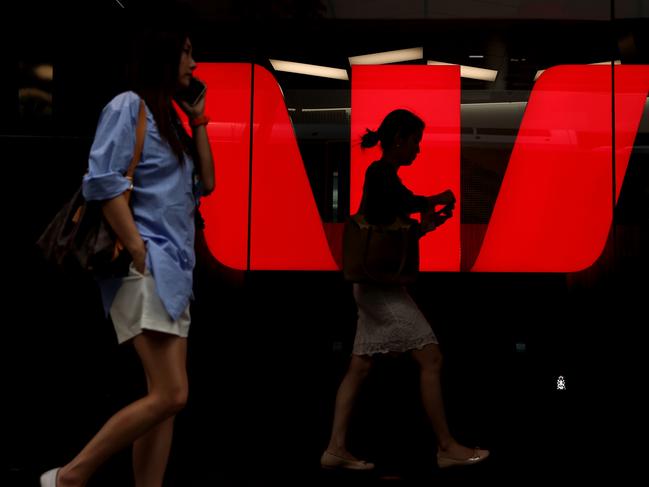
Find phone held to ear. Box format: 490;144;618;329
176;77;206;106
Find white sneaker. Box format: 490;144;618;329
39;467;60;487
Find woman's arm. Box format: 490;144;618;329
191;123;215;195
420;206;454;235
427;189;456;209
177;80;215;195
419;189;456;235
102;195;147;273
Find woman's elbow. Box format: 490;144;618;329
202;180;215;196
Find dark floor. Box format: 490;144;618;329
5;241;643;486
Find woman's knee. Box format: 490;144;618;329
151;383;188;417
430;350;443;372
416;346;443;373
348;355;373;380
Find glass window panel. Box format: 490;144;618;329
323;0;610;20
17;61;53;133
616;0;649;18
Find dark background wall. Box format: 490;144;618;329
3;1;648;485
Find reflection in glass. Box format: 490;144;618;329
18;61;53;129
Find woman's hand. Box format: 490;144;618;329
425;189;456;224
420;206;454;235
176;78;207;120
428;189;456;208
101;195;148;274
129;241;147;274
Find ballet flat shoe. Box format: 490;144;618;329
320;451;375;471
437;448;489;469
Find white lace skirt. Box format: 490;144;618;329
352;283;438;355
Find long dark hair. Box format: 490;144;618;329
129;29;194;164
361;109;425;151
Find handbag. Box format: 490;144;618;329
343;213;420;285
37;100;147;277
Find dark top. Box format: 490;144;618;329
358;159;429;225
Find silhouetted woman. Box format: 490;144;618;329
321;109;489;471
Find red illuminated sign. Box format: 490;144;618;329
189;63;649;272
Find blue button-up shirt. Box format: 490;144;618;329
82;91;198;321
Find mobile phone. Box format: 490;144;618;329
437;203;454;217
176;77;206;106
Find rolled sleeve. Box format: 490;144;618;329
82;92;139;202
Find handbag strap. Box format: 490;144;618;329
123;99;147;203
109;100;147;260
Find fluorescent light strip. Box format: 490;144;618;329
269;59;349;80
427;60;498;82
349;47;423;65
535;60;622;80
461;101;527;107
591;60;622;65
302;108;351;113
33;64;53;81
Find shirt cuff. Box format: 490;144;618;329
82;172;132;201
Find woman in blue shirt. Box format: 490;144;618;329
40;29;214;487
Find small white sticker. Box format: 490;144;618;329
557;376;566;390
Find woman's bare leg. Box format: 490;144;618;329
326;354;373;460
55;332;188;487
411;344;482;459
132;335;187;487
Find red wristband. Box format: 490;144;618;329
190;115;210;127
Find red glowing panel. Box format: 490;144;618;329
472;65;613;272
351;65;461;272
194;63;649;273
249;65;338;270
183;63;252;270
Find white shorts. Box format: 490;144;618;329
110;263;191;344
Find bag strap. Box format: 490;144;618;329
123;99;147;203
110;100;147;260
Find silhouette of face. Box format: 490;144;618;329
397;130;422;166
178;37;197;89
